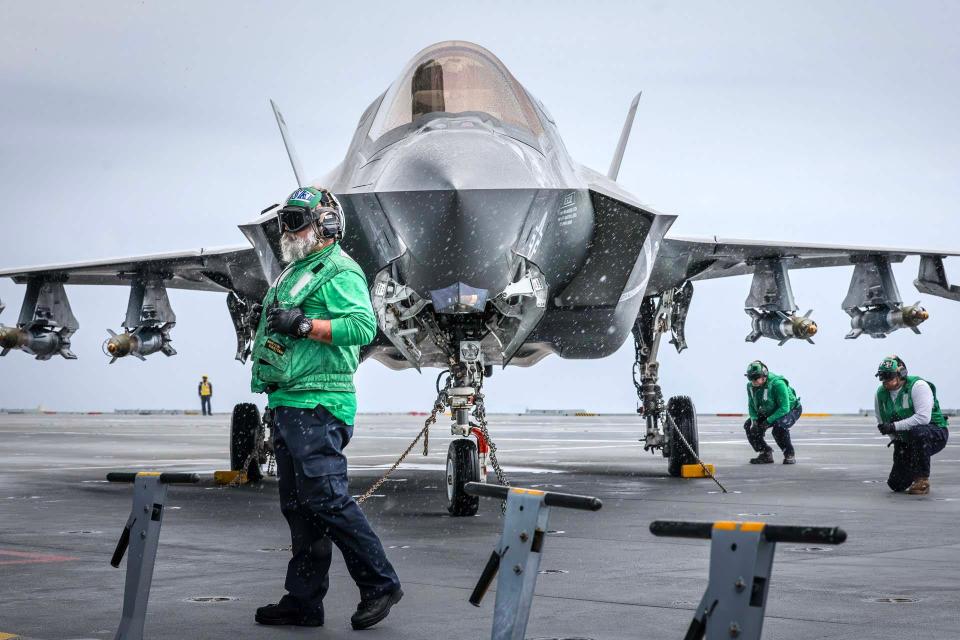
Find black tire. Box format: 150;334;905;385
667;396;699;477
446;439;480;516
230;403;264;482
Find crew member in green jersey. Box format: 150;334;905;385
743;361;802;464
875;355;949;495
251;187;402;630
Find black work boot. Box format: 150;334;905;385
749;450;774;464
351;588;403;630
783;453;797;465
255;594;323;626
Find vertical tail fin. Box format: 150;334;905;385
607;91;642;181
270;99;306;188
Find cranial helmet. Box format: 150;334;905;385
745;360;769;379
277;186;346;240
876;355;907;379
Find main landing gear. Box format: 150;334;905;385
632;284;702;477
229;403;271;482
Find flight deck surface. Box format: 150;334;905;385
0;413;957;639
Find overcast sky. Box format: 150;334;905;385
1;1;958;414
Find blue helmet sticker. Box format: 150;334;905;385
287;188;318;206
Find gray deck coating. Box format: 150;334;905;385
0;413;957;639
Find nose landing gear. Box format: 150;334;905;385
443;355;506;516
447;439;480;515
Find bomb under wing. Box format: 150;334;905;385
746;309;818;345
0;280;78;360
0;324;74;360
843;257;930;339
103;326;176;363
742;258;818;345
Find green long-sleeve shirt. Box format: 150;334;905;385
267;253;376;425
747;373;799;423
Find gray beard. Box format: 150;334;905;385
280;228;320;263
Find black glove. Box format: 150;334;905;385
756;417;768;429
877;422;897;436
267;306;310;338
245;302;263;331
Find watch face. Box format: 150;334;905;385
299;318;312;336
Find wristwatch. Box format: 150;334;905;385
297;317;313;338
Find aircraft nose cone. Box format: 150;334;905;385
375;125;542;191
366;121;551;299
378;186;538;297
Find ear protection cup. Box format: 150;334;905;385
314;190;346;240
317;209;343;239
326;191;346;238
894;356;907;378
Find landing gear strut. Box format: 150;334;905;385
443;346;504;516
632;284;701;477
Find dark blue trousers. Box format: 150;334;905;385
273;405;400;615
200;396;211;415
887;425;949;492
744;404;802;456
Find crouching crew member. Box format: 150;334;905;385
875;355;949;495
251;187;402;630
743;361;802;464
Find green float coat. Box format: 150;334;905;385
747;373;799;423
250;243;376;425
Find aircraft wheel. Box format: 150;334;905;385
667;396;699;477
230;403;264;482
446;439;480;516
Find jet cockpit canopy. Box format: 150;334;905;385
368;41;544;140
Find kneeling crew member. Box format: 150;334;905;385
251;187;402;630
744;361;802;464
875;355;949;495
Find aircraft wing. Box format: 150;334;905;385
0;245;267;298
0;245;270;362
658;236;960;283
648;235;960;345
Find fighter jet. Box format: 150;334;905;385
2;41;959;515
